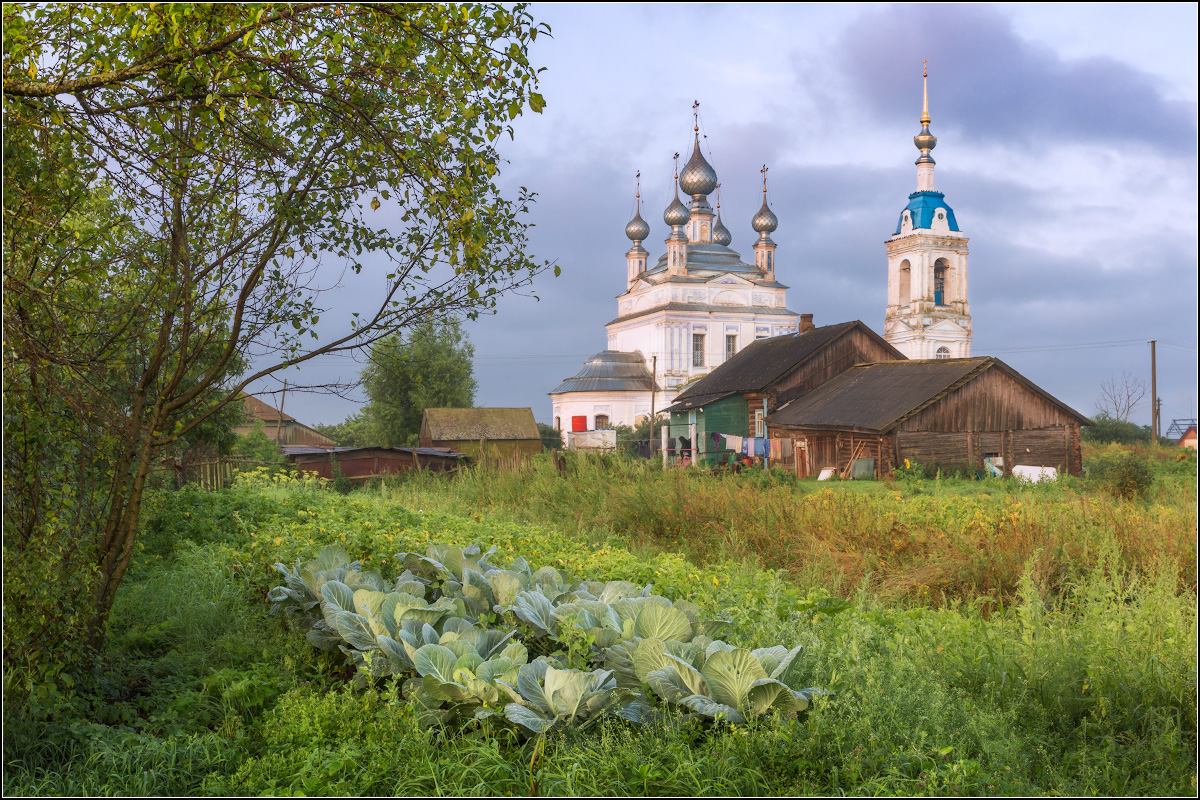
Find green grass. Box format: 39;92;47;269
3;453;1195;796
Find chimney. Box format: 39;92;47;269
798;314;815;334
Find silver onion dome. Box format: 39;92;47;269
751;197;778;233
664;194;689;227
625;208;650;241
679;135;718;197
712;212;732;246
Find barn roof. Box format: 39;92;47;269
241;392;295;423
421;407;539;441
768;357;1090;432
672;321;902;404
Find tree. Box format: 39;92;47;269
3;3;549;675
537;422;564;451
1095;372;1148;423
312;413;373;448
362;319;477;447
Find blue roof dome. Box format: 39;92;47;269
894;191;959;235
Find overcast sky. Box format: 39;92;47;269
268;3;1198;432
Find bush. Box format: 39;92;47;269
537;422;563;451
1087;447;1154;500
1082;414;1154;445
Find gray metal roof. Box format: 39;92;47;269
645;242;758;275
549;350;659;395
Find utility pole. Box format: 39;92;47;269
649;355;657;446
1149;340;1157;439
276;379;288;447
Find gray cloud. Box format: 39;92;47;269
837;4;1196;153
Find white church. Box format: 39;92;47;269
550;74;971;432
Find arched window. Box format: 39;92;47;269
936;346;951;359
898;259;911;306
555;416;561;430
767;252;773;271
594;414;610;430
934;258;948;305
701;224;709;240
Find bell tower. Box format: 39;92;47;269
884;63;972;360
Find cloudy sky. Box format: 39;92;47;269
273;3;1197;432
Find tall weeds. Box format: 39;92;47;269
384;451;1196;607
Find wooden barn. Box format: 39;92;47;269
418;407;542;458
766;357;1090;478
663;319;905;465
284;445;464;482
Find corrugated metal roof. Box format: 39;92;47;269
608;302;798;326
421;407;539;441
673;321;886;402
662;391;738;413
767;357;1091;432
549;350;659;395
645;242;757;275
283;444;464;458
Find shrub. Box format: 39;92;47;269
1082;414;1153;445
537;422;564;452
1087;447;1154;500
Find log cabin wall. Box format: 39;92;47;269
895;364;1084;475
896;431;971;472
897;364;1077;433
770;328;904;408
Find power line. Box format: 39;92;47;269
987;339;1146;354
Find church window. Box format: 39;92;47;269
936;346;950;359
555;416;561;431
726;334;737;361
937;211;945;220
934;259;948;305
767;252;773;271
594;414;610;429
702;224;709;240
692;334;705;367
898;259;912;306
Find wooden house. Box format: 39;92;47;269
662;319;905;465
766;357;1090;477
233;393;336;449
418;407;542;458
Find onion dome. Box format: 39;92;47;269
664;192;689;227
679;133;718;197
751;196;778;233
625;206;650;241
712;211;732;246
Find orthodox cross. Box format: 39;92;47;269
761;164;769;194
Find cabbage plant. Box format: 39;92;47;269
629;638;828;723
497;660;645;733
